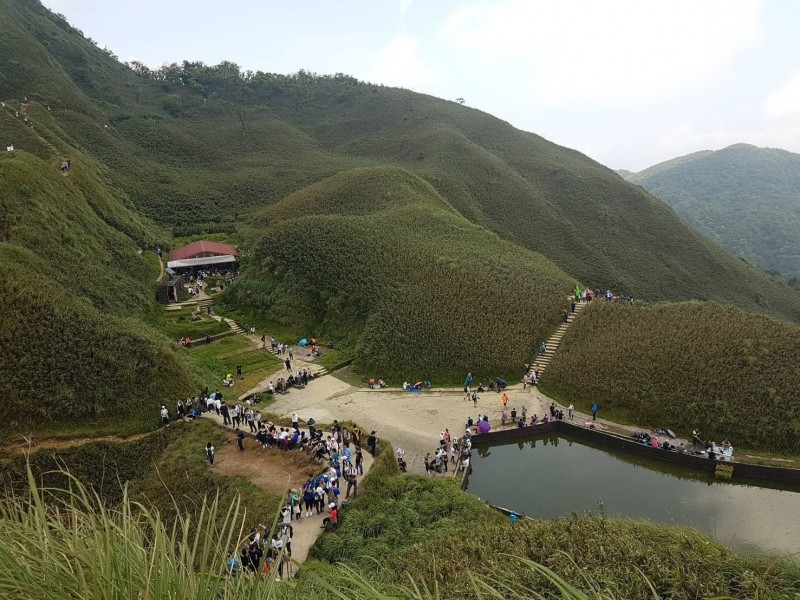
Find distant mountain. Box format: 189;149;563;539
623;144;800;279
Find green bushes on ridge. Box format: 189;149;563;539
0;246;195;435
307;439;799;599
229;167;576;381
541;302;800;452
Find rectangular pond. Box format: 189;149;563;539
466;432;800;556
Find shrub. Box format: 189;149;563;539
541;301;800;452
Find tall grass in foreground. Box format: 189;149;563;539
0;466;281;600
0;465;667;600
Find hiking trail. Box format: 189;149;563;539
529;298;587;377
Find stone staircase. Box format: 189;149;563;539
529;299;588;377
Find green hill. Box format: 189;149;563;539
541;301;800;452
2;0;800;424
228;166;576;380
624;144;800;279
4;0;800;323
0;111;197;435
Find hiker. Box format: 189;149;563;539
563;310;569;323
568;404;574;420
236;428;245;452
236;363;243;379
345;465;358;499
205;442;215;466
540;342;547;356
367;430;377;456
176;399;185;419
261;334;266;349
591;402;598;421
220;400;231;425
160;406;169;426
355;447;364;475
285;357;291;371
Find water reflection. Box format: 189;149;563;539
466;433;800;556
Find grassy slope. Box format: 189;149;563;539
4;0;798;322
625;144;800;279
0;420;281;532
5;431;796;599
540;302;800;452
2;0;800;430
0;2;201;437
0;245;196;435
228;166;576;381
301;441;800;599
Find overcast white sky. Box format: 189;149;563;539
43;0;800;170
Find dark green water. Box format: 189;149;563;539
466;433;800;556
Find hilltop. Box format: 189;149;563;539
623;144;800;279
3;0;800;320
1;0;800;425
228;166;576;380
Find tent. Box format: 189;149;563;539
299;338;308;347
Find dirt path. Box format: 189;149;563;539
156;254;165;283
0;431;152;461
201;409;375;572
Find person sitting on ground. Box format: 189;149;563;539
321;503;338;528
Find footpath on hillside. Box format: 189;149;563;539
201;409;375;572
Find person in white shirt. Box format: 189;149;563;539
160;406;169;425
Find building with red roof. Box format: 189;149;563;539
167;240;239;272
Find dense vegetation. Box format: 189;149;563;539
0;45;204;436
624;144;800;279
0;420;281;529
4;0;800;324
4;428;797;599
541;302;800;452
2;0;800;428
227;167;575;380
303;441;800;599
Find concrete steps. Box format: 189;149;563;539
529;298;591;377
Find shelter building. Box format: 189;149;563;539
167;240;239;274
157;274;185;304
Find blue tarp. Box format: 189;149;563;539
299;338;308;347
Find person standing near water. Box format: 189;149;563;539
568;404;574;420
591;403;598;421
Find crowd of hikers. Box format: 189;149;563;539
222;418;371;580
574;286;632;304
